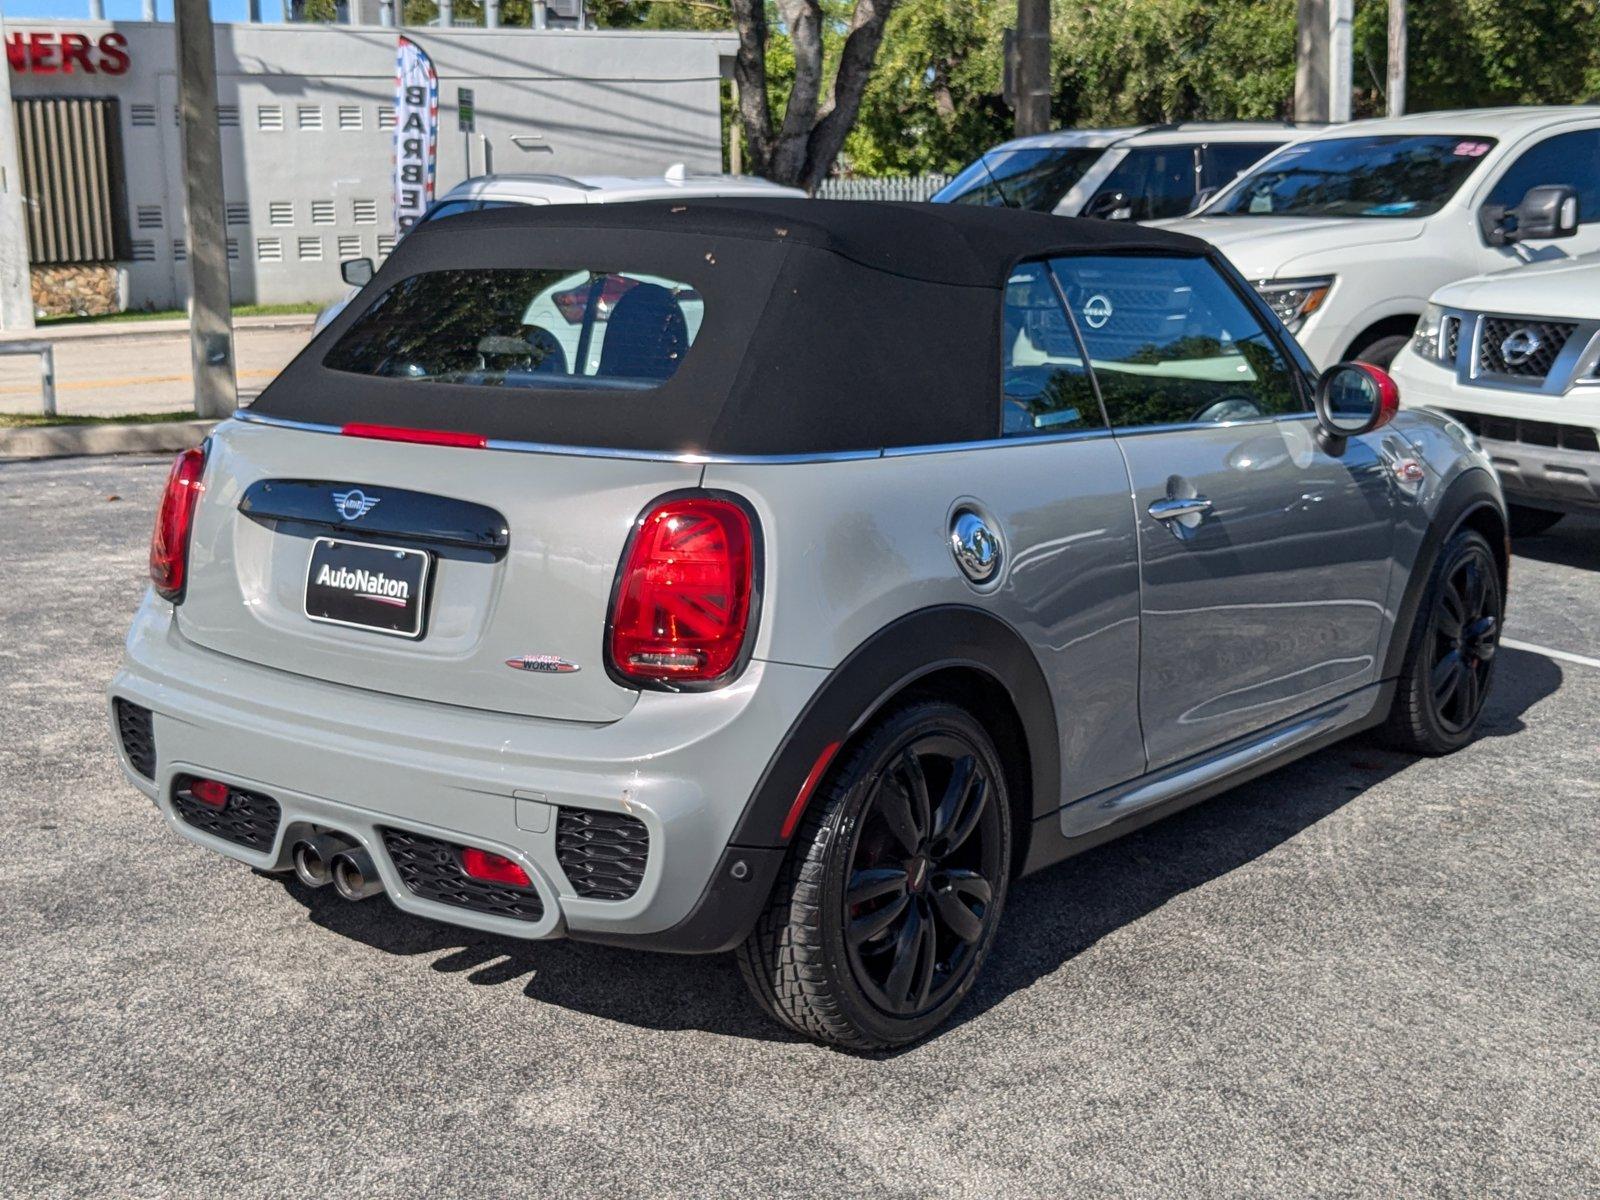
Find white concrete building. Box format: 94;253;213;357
4;19;736;311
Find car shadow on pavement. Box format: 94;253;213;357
1509;514;1600;570
277;647;1561;1052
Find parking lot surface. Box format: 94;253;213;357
1;455;1596;1198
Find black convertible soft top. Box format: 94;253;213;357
252;199;1215;456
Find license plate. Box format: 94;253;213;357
304;537;431;639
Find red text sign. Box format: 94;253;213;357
6;32;130;76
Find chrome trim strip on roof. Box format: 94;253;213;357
233;410;343;436
230;410;883;464
881;427;1114;456
233;408;1318;462
1109;411;1316;438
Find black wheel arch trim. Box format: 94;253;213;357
607;605;1059;955
1382;466;1507;682
731;604;1059;847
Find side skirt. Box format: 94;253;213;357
1021;680;1394;875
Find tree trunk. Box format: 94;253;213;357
771;0;825;183
729;0;775;177
729;0;900;194
799;0;896;193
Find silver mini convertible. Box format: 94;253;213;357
110;201;1508;1048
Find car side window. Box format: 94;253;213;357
1486;129;1600;225
1049;255;1301;429
1201;142;1281;194
423;200;478;221
1000;261;1104;437
1088;146;1201;221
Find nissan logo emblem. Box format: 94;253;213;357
1500;326;1543;368
1082;294;1114;329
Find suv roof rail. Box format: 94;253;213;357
1135;119;1312;133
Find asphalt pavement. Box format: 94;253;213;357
1;455;1596;1198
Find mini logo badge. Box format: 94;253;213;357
332;489;380;521
1500;327;1543;368
1082;293;1113;329
504;655;581;674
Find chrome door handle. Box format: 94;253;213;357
1148;496;1213;522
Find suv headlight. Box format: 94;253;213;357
1412;303;1445;359
1253;276;1334;330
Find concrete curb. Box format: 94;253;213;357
0;418;217;462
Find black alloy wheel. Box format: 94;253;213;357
1385;528;1503;754
738;701;1011;1049
1428;547;1500;735
843;732;1003;1018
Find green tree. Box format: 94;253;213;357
845;0;1009;175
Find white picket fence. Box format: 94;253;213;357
816;174;952;202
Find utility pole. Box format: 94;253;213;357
1294;0;1330;122
1386;0;1407;117
175;0;237;419
0;0;35;331
1013;0;1050;138
1328;0;1353;123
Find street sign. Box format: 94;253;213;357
458;86;475;134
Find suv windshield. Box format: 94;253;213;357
324;268;703;390
1209;134;1497;219
932;146;1104;211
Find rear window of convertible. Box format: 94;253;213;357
323;268;704;390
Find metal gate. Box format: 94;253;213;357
12;96;130;264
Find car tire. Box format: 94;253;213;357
737;700;1012;1050
1352;333;1409;370
1382;527;1503;755
1508;505;1564;538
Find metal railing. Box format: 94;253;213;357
816;174;951;203
0;341;58;415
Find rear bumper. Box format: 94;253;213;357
108;592;824;950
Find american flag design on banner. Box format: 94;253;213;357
393;36;439;236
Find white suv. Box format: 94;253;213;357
1161;108;1600;368
1392;252;1600;535
932;123;1300;220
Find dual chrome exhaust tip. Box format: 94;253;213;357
292;834;383;901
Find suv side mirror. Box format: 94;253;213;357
1480;184;1580;246
340;257;375;287
1314;361;1399;454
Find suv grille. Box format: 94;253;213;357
379;827;544;922
114;699;156;779
1443;316;1461;362
556;808;649;899
171;776;282;850
1477;318;1576;379
1442;409;1600;454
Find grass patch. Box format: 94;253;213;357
38;302;319;327
0;410;201;429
